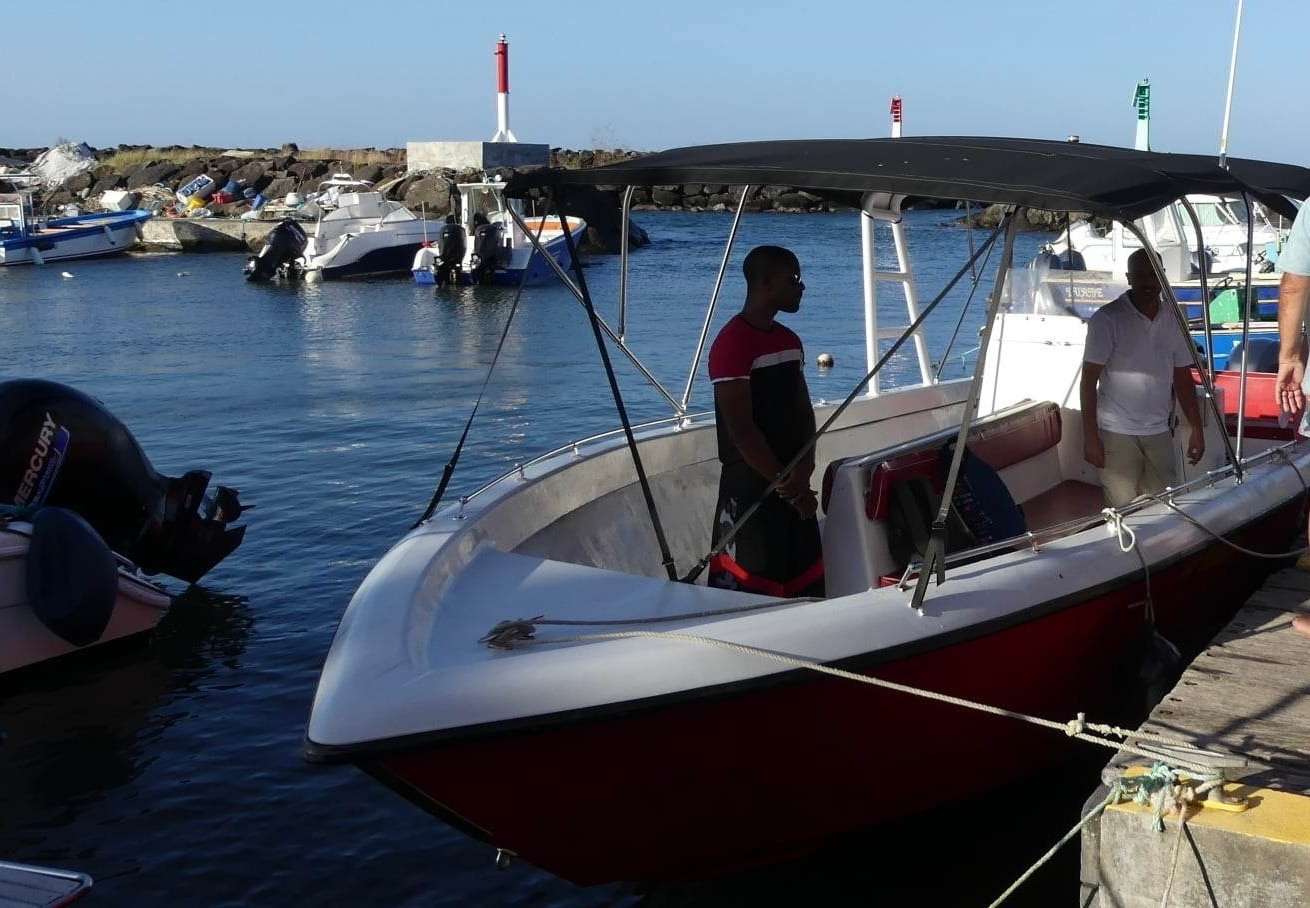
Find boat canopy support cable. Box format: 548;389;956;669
680;218;1006;585
910;210;1021;610
504;205;685;415
551;187;679;581
680;185;754;413
411;215;549;528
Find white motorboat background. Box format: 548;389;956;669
300;176;443;280
306;137;1310;884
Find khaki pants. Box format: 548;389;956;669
1100;429;1178;508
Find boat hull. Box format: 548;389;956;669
354;498;1302;885
0;529;171;674
0;211;150;266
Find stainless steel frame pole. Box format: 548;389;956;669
680;185;753;413
910;210;1021;611
505;204;685;415
618;185;634;340
1179;199;1216;386
1235;192;1256;465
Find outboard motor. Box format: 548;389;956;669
244;218;308;282
436;216;466;287
469;214;504;285
0;380;247;583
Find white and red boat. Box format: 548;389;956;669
0;518;170;674
306;138;1310;884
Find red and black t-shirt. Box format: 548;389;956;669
708;314;813;467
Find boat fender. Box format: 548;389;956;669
25;507;117;647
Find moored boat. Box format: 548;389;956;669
411;177;585;286
0;174;150;266
306;137;1310;884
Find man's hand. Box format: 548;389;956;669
1186;425;1205;465
787;489;818;520
1276;357;1305;417
777;465;811;500
1084;432;1105;468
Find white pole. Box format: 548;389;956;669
861;212;879;395
1218;0;1244;168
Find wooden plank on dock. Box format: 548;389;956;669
1082;568;1310;906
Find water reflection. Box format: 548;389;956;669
0;588;253;836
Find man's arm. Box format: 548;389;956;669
714;380;785;482
1080;363;1105;468
1173;366;1205;464
1277;271;1310;415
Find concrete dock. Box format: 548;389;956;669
138;217;284;253
1080;568;1310;906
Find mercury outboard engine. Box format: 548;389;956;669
244;218;308;282
469;213;504;285
0;380;247;583
436;215;466;287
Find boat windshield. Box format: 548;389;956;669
1192;200;1239;227
0;199;22;230
1005;257;1127;320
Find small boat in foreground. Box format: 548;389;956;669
0;379;248;675
307;137;1310;884
0;174;149;266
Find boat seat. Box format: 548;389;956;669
821;401;1087;597
1019;480;1104;531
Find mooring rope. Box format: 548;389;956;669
482;623;1240;775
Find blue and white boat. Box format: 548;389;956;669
0;174;150;266
411;178;586;286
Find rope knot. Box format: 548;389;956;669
1065;712;1087;737
1102;507;1137;553
480;616;545;650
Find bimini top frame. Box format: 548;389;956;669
500;138;1310;599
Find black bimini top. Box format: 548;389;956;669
509;137;1310;220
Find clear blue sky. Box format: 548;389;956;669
4;0;1306;163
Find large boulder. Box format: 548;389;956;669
65;172;95;192
402;175;453;213
651;188;681;206
174;158;209;181
263;176;297;200
127;162;182;189
288;160;329;181
229;161;266;185
91;173;126;194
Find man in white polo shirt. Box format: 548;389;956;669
1273;201;1310;638
1081;248;1205;507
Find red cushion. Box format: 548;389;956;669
967;403;1062;471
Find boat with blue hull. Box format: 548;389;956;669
411;179;585;287
0;175;150;266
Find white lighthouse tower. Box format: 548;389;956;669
490;34;518;143
889;96;903;139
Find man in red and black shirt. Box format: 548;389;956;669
707;245;824;598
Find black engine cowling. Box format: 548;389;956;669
0;379;247;583
244;219;308;282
